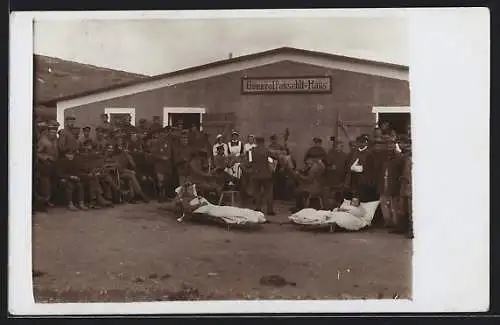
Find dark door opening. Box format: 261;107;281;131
378;113;411;135
109;113;131;126
170;113;201;130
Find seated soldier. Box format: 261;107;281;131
189;149;223;198
110;143;149;203
291;157;326;212
78;141;113;208
56;149;88;211
94;144;121;203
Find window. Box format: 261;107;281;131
104;107;136;126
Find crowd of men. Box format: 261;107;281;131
33;112;412;238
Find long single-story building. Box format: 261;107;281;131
40;47;410;163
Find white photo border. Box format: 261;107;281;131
9;8;490;315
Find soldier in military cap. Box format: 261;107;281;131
304;137;327;164
94;126;108;153
78;125;94;150
77;140;113;208
173;130;191;187
249;136;279;215
137;118;149;134
33;118;50;212
36;120;60;208
58;115;79;153
148;127;174;201
325;136;349;208
268;134;288;200
95;144;121;203
150;115;162;132
108;142;149;203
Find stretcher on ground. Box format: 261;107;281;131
288;200;380;232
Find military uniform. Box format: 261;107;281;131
77;144;113;208
250;138;278;215
56;150;88;210
304;138;328;164
97;147;121;203
292;159;326;211
173;135;191;187
188;150;222;197
111;148;149;203
94;127;109;153
148;129;174;200
36;121;59;205
325;138;349;207
58;116;79;153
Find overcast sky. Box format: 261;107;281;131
34;17;407;76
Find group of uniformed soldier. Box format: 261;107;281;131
33;112;412;237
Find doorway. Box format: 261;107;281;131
378;113;410;135
372;106;411;135
163;107;206;130
170;113;201;130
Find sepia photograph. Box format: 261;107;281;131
9;8;490;314
31;14;413;303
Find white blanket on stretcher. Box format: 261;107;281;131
288;200;380;231
188;197;266;225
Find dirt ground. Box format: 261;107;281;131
32;201;412;302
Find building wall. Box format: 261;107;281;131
66;60;410;162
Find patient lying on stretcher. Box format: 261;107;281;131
334;197;366;219
171;180;266;225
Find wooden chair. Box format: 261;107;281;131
305;193;324;210
218;190;240;207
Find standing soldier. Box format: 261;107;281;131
58;115;79;153
250;136;278;215
268;134;287;200
346;135;374;201
149;128;174;201
304;137;328;164
79;125;94;148
173;130;192;187
395;135;413;237
37;120;59;208
94;126;108;153
150;115;162;132
34;119;48;212
325;137;349;208
137;118;149;134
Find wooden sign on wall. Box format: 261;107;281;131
242;76;332;94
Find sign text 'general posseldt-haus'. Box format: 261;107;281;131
242;77;332;94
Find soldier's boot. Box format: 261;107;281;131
88;200;97;209
97;195;113;207
67;202;78;211
78;201;89;210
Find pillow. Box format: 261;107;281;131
339;199;380;225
